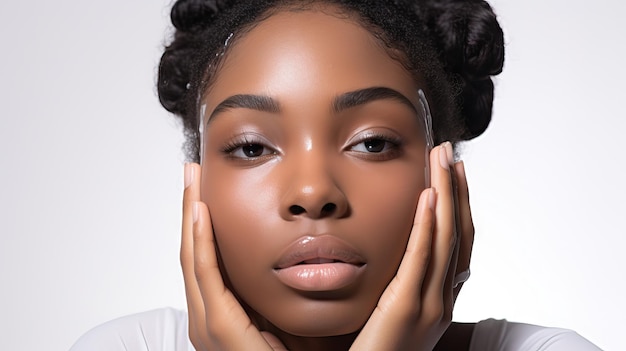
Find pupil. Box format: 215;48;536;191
364;139;385;153
243;144;263;157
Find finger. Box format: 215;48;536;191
391;187;435;300
422;143;457;315
452;161;474;293
351;187;436;350
442;162;462;310
261;332;289;351
181;163;203;294
193;199;233;344
192;200;227;310
193;200;272;349
180;163;208;349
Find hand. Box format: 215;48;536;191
350;142;475;351
180;163;288;351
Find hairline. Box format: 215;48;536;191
196;1;427;116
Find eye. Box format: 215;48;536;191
349;137;399;154
346;131;403;161
221;134;277;160
351;138;390;153
232;143;272;158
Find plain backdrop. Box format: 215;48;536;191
1;0;624;350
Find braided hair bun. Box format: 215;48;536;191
158;0;234;124
419;0;504;139
170;0;228;31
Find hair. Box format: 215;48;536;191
157;0;505;162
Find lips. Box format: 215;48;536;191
273;235;366;291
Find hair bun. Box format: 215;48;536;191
425;0;504;80
421;0;505;139
159;0;234;117
171;0;231;32
158;36;194;116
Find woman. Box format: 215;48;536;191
71;0;600;349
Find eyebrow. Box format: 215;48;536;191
208;94;281;124
333;87;417;114
206;86;417;125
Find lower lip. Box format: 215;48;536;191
274;263;364;291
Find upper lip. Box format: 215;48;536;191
274;235;366;269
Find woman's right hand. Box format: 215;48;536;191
181;163;287;351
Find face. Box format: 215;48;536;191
200;8;427;337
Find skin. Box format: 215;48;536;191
181;7;475;351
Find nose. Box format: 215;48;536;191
279;157;349;221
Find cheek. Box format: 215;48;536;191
342;160;425;289
200;164;285;297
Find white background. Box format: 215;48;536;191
0;0;624;350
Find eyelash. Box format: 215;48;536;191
220;132;403;161
221;134;277;161
347;132;403;160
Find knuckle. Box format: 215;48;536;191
442;303;453;323
194;257;208;281
180;251;186;268
445;231;457;252
424;299;444;324
205;319;232;344
468;222;475;235
423;299;445;325
415;247;430;267
188;327;207;351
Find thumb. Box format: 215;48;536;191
260;331;288;351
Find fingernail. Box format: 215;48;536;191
192;202;199;223
455;160;466;179
439;142;453;169
446;143;454;165
184;163;194;189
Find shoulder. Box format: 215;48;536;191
470;319;601;351
70;307;194;351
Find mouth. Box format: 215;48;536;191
273;235;366;291
298;258;355;264
274;235;366;268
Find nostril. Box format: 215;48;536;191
289;205;306;215
321;203;336;215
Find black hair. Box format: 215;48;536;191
157;0;505;162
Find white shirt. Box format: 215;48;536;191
70;308;601;351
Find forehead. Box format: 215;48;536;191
204;8;419;110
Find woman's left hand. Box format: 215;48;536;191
350;142;474;351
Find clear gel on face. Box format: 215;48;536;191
418;89;434;188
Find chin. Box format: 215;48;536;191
283;319;361;337
261;298;374;337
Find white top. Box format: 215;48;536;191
70;308;601;351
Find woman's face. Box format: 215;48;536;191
200;8;427;337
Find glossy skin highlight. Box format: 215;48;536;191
200;10;427;337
